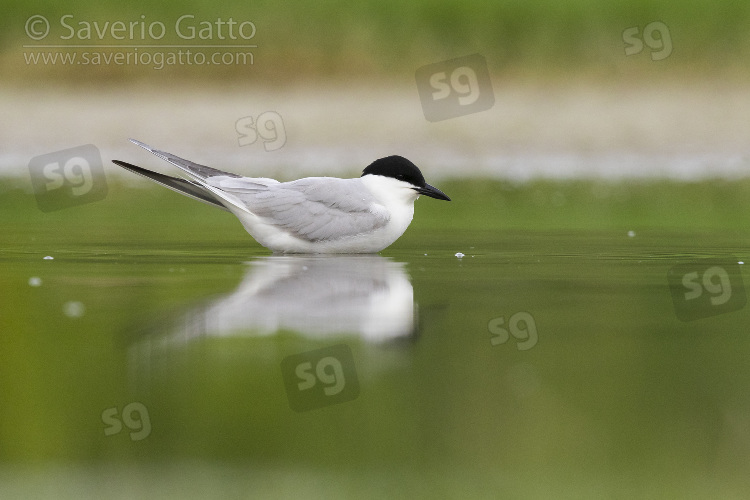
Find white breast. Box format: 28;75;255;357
230;175;420;253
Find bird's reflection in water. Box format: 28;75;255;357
183;255;414;341
127;255;416;385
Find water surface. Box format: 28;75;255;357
2;223;749;498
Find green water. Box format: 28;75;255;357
1;179;750;498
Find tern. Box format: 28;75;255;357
112;139;450;253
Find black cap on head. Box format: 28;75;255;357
361;155;426;187
361;155;451;201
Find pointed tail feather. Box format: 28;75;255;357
128;139;252;214
112;160;230;211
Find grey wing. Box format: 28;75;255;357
220;177;390;242
112;160;230;211
129;139;251;214
129;139;241;179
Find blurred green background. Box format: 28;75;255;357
4;0;750;82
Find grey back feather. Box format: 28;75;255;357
214;177;390;242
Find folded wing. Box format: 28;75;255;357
128;139;252;214
217;177;390;242
112;159;230;211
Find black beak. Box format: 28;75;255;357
415;183;451;201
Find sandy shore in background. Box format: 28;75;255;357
2;80;750;181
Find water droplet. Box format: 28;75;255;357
63;301;85;318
